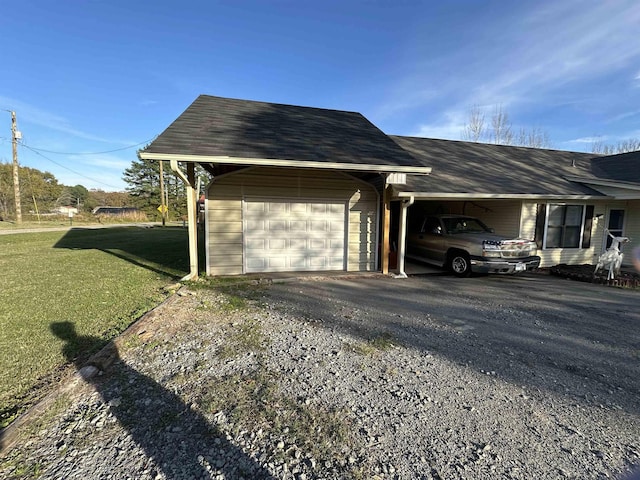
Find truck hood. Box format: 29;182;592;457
448;232;535;245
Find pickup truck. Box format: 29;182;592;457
407;214;541;277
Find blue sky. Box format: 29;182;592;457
1;0;639;191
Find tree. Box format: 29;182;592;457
123;151;211;220
86;189;131;212
591;138;640;155
490;105;513;145
461;105;485;142
0;162;65;219
460;104;552;148
123;156;165;218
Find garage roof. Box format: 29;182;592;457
390;136;622;199
140;95;430;174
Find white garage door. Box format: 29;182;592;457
244;199;346;273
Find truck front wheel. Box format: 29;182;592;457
448;251;471;277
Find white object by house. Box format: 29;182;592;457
594;229;630;280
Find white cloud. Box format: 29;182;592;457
88;154;132;170
409;109;467;140
382;0;640;133
566;136;607;145
0;96;127;145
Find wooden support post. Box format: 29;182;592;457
381;184;391;274
186;163;198;280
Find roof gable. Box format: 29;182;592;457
142;95;422;171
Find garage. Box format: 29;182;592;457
244;199;346;273
139;95;431;278
205;166;381;276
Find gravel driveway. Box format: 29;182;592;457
1;273;639;479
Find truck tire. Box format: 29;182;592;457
448;251;471;277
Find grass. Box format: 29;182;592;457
346;332;399;356
0;226;190;428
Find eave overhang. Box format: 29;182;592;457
138;152;432;175
393;192;612;201
564;176;640;191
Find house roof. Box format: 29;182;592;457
390;136;621;199
140;95;430;174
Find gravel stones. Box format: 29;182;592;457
1;275;639;479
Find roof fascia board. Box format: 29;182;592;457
139;152;431;175
564;176;640;191
394;192;611;200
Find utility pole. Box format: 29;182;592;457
11;111;22;224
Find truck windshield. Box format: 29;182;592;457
443;218;490;234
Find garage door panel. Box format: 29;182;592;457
309;238;327;249
246;257;267;270
246;220;265;231
244;199;346;273
290;220;307;231
290;203;308;213
245;202;266;213
269;239;286;250
268;220;286;231
245;238;266;250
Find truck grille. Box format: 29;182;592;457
500;242;534;258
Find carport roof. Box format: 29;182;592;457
390;136;640;199
139;95;430;174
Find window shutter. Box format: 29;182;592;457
534;204;546;249
582;205;595;248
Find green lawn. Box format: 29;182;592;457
0;226;190;428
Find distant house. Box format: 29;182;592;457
139;94;640;279
54;206;79;215
92;207;140;215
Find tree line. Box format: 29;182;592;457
460;104;639;154
0;154;207;223
0;163;129;222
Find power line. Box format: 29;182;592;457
21;137;157;155
20;144;124;190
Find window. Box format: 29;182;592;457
535;204;594;250
545;204;584;248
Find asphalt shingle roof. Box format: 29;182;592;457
144;95;419;168
390;136;611;197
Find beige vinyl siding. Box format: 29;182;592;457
411;200;523;237
520;201;633;268
625;201;640;266
206;167;378;275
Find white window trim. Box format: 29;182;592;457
542;203;587;250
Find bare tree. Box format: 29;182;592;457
490;105;513;145
516;126;551;149
461;105;485;142
592;138;640;154
460;104;552;148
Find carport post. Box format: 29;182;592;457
381;184;392;274
395;196;414;278
170;159;199;281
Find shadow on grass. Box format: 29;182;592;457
53;226;203;279
45;321;273;479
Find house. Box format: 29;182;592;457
391;137;640;269
140;94;640;279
